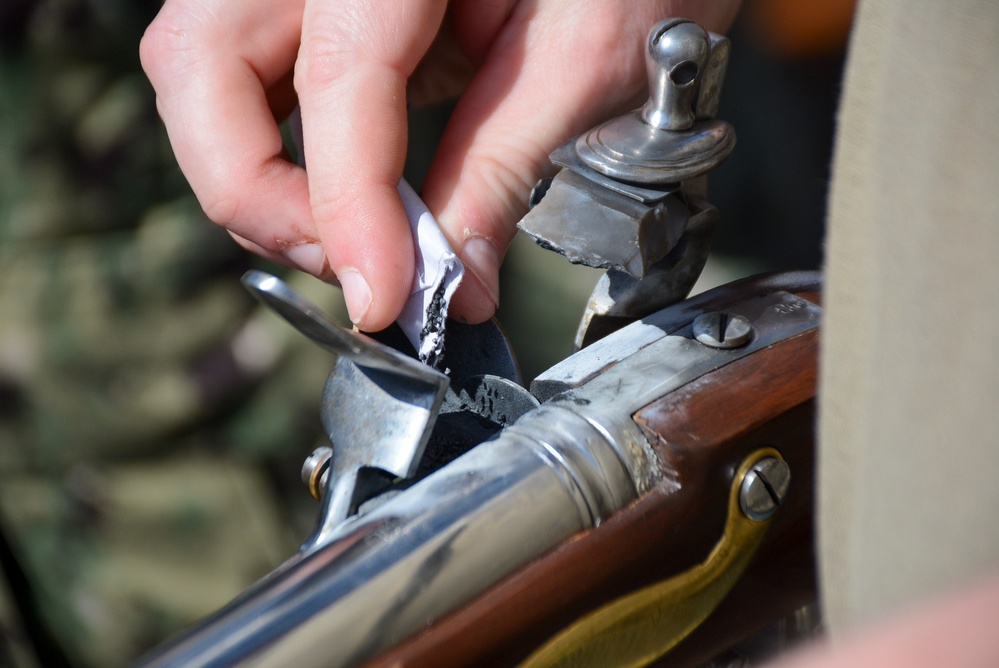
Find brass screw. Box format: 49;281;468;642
301;446;332;501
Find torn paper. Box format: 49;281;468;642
289;108;462;367
396;179;464;368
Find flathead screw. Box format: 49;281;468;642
739;456;790;522
693;311;754;349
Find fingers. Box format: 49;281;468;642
143;0;741;331
425;0;741;323
295;0;447;330
141;0;325;274
421;3;645;322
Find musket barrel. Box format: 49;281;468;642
136;408;636;667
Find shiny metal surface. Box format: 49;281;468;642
642;19;708;131
694;31;732;121
247;271;526;543
576;20;735;185
137;408;634;668
538;290;820;493
138;278;822;668
532;276;822;402
306;352;447;548
532;288;820;403
739;457;791;522
693;312;755;349
242;271;446;385
243;271;450;543
576;117;734;185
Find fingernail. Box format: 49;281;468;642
460;236;501;308
282;242;327;276
338;269;372;325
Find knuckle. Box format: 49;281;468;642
294;4;392;93
307;168;371;228
475;147;543;223
433;146;541;248
200;168;255;228
309;189;350;229
201;190;241;229
199;159;296;237
139;21;176;76
139;3;217;80
295;32;355;92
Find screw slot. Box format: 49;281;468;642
693;312;754;349
740;456;791;522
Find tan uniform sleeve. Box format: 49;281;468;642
819;0;999;632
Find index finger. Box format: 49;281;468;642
295;0;448;330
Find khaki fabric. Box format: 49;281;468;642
819;0;999;632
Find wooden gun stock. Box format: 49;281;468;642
372;274;821;667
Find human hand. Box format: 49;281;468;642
141;0;740;331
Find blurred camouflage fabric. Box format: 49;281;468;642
0;1;338;665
